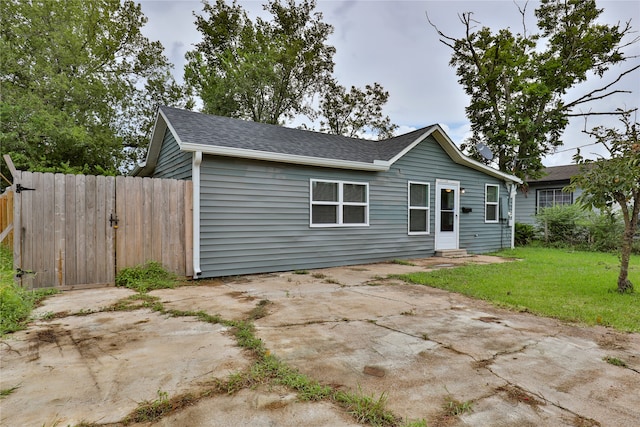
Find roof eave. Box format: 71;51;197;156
131;109;169;177
389;125;522;184
178;142;390;171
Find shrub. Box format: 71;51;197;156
115;261;177;293
514;222;535;246
535;204;588;245
0;247;57;335
583;211;624;253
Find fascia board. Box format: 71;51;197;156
178;142;390;171
131;109;169;177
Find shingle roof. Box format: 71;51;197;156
529;164;581;183
160;105;431;163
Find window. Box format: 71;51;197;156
310;179;368;226
485;184;499;223
537;189;572;212
408;182;430;234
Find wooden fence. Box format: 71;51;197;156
12;171;193;289
0;188;13;249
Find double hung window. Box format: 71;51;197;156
485;184;499;223
408;182;430;234
310;180;368;226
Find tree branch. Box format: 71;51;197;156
564;64;640;109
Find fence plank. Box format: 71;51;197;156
15;171;192;289
65;174;77;287
54;174;66;287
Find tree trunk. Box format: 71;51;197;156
618;231;634;293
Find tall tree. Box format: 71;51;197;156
429;0;638;181
185;0;335;125
0;0;189;175
568;111;639;293
318;81;398;140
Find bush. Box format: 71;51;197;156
583;211;624;253
115;261;177;293
0;247;57;335
514;223;535;246
535;204;588;245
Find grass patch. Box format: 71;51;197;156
115;261;177;293
334;386;398;426
604;356;628;368
0;385;20;398
0;246;58;335
442;396;473;416
398;247;640;332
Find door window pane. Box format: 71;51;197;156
440;189;455;210
440;211;454;231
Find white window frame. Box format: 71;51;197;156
485;184;499;223
309;179;369;227
536;188;573;213
408;181;430;235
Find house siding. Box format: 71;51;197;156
515;183;582;225
198;135;513;278
152;129;192;180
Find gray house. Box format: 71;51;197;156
135;106;521;279
514;165;583;225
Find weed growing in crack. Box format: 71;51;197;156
334;385;398;426
248;299;270;320
442;396;473;416
312;273;326;279
604;356;628;367
293;270;309;275
127;389;172;423
391;259;416;266
0;385;20;398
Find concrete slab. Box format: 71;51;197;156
2;255;639;427
0;310;249;426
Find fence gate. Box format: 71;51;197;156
13;171;192;289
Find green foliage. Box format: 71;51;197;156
535;204;588;245
127;389;172;423
432;0;635;181
514;222;535;246
318;81;397;139
569;112;640;293
398;247;640;332
185;0;335;124
443;396;473;416
333;386;398;426
0;385;20;398
0;246;57;336
603;356;627;368
115;261;177;293
1;0;190;176
0;247;58;335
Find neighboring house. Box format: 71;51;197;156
134;106;522;279
514;164;583;225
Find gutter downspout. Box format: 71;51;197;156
508;182;517;249
192;151;202;278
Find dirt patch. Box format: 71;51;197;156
226;290;257;302
35;328;57;343
596;331;629;350
496;384;545;407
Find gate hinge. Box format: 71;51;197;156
15;183;36;193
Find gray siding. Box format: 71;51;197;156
152;129;192;180
515;183;580;225
199;135;513;278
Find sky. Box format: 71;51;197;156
137;0;640;166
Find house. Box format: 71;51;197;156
134;106;522;279
514;164;583;225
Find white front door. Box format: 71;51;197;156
435;180;459;250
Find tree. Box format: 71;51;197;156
429;0;638;182
317;81;398;140
568;111;640;293
185;0;335;125
0;0;189;175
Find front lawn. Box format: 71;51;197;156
399;247;640;333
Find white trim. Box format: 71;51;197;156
180;142;389;172
435;179;460;250
192;151;202;277
309;179;369;227
508;183;517;249
485;184;500;223
408;181;430;235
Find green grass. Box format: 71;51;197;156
398;247;640;332
0;246;58;335
115;261;177;293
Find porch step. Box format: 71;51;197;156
434;249;468;258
